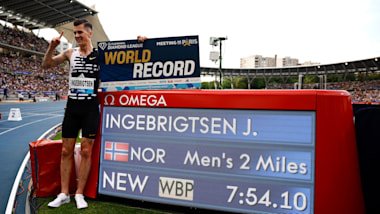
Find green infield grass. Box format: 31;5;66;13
37;195;173;214
52;131;81;142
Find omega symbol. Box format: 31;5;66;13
104;94;115;105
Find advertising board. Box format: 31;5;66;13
98;36;201;91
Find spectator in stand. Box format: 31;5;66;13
1;50;69;98
0;23;50;53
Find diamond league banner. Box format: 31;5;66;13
98;36;201;91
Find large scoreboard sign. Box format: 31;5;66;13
98;36;201;91
99;107;315;213
85;90;365;214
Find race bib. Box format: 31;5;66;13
69;76;96;94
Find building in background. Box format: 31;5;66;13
240;55;276;68
277;56;299;67
240;55;319;68
55;41;70;53
301;60;320;66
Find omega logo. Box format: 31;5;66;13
104;94;115;105
104;94;167;107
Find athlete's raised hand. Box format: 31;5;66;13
42;31;70;69
50;31;64;49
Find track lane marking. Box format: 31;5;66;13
0;111;64;123
0;115;62;136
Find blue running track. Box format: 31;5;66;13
0;101;66;212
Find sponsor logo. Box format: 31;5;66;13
104;94;115;105
104;94;167;107
119;94;167;107
98;42;107;50
106;41;127;50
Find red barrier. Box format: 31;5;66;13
29;139;76;197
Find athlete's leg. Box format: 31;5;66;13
76;137;95;194
61;137;76;195
76;100;99;194
50;99;80;208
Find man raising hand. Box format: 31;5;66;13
42;19;146;209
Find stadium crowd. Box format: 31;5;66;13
303;80;380;103
0;23;68;100
0;54;66;76
0;72;68;95
330;81;379;102
351;88;379;103
0;23;49;52
0;54;68;99
269;80;380;103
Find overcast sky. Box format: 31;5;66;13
36;0;380;69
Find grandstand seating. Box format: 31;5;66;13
0;24;48;53
0;23;68;100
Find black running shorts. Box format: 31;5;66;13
62;98;100;139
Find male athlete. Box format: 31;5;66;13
42;19;146;209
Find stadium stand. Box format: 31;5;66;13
0;23;68;101
201;62;380;103
0;0;108;102
201;57;380;83
0;0;109;102
0;24;49;53
267;79;380;103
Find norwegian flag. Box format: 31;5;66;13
104;141;129;162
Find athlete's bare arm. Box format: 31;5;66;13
42;31;73;69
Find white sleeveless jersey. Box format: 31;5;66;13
68;47;100;100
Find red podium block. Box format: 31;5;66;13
29;139;76;197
